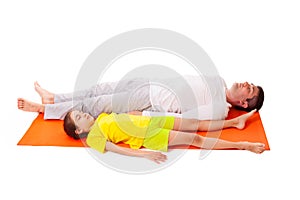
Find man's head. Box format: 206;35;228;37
226;82;264;112
63;110;95;139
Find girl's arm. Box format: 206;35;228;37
105;141;167;164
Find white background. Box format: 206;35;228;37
1;0;300;199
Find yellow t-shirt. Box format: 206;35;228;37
86;113;151;153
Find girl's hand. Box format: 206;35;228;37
106;142;167;164
143;151;167;164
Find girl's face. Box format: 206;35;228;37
70;110;95;133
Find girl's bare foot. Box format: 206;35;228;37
17;98;45;113
34;81;54;104
239;142;265;154
233;109;257;129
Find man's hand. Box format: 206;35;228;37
225;103;232;114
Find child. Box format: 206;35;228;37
64;109;265;164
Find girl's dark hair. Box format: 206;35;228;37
235;86;264;112
63;111;88;140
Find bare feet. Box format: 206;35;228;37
34;81;54;104
239;142;265;154
17;98;45;113
233;109;257;129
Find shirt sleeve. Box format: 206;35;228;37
86;127;107;153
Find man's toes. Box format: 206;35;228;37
18;103;24;109
34;81;40;87
17;98;24;109
17;98;24;103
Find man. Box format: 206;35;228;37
17;75;264;120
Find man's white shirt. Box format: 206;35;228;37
147;75;229;120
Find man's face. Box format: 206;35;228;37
70;110;95;133
229;82;259;102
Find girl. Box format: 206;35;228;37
64;109;265;164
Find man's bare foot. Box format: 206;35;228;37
239;142;265;154
34;81;54;104
17;98;45;113
233;109;257;129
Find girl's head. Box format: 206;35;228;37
63;110;95;139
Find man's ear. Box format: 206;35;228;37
75;128;83;135
239;100;249;108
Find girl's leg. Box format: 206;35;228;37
168;131;265;154
172;109;256;132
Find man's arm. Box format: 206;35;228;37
105;141;167;164
183;103;230;120
127;111;143;115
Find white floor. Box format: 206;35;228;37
1;1;300;199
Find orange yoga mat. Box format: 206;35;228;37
17;109;270;150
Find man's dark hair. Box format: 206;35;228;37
63;111;88;140
235;86;264;112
